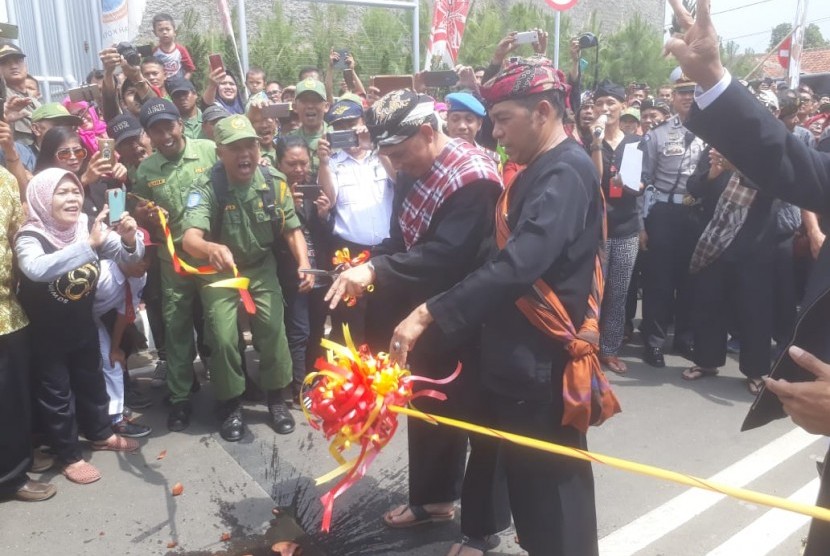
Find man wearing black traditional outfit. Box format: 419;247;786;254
389;58;620;555
327;89;510;555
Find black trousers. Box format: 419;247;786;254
33;330;111;464
490;392;598;556
642;202;700;349
692;257;774;377
0;328;32;496
773;237;798;344
405;338;510;538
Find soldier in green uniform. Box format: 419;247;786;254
132;98;218;432
286;78;329;174
181;115;313;441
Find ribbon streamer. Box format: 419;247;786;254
331;247;374;307
303;327;459;532
390;405;830;524
155;208;256;314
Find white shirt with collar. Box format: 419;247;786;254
328;149;394;247
93;259;146;319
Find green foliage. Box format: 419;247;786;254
720;40;757;81
177;8;238;91
594;14;674;90
770;22;828;50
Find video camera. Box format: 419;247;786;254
116;42;153;67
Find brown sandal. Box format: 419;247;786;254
92;435;139;452
62;461;101;484
383;504;455;529
681;366;719;381
601;355;628;375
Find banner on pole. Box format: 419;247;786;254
424;0;472;70
788;0;808;89
101;0;146;44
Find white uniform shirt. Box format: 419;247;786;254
93;259;146;319
328;150;394;246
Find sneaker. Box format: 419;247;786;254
112;419;152;438
150;361;168;388
124;385;153;410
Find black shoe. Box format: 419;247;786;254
112;419;152;438
674;342;695;361
268;400;295;435
643;347;666;368
219;402;245;442
167;401;192;432
124;385;153;410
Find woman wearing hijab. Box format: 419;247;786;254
62;98;108;155
35;126;128;226
15;168;145;485
202;66;245;115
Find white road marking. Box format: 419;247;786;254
706;478;820;556
599;428;822;556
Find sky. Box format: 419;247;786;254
663;0;830;54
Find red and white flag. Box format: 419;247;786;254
217;0;234;36
424;0;472;70
778;34;792;69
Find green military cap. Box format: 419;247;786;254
214;114;258;145
31;102;83;126
295;78;326;101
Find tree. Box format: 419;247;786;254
596;15;674;90
720;40;757;80
769;22;828;50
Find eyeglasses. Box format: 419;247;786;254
55;147;88;162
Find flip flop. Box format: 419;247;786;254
92;435;139;452
681;366;719;381
446;534;501;556
601;355;628;375
746;378;764;395
382;504;455;529
62;461;101;485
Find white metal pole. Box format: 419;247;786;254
238;0;249;73
553;11;560;69
788;0;808;89
412;0;419;73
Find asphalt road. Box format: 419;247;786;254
0;332;824;556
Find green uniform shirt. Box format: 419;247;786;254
133;138;218;262
286;123;329;174
182;108;203;140
182;166;301;268
260;146;277;168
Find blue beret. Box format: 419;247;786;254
325;100;363;124
445;92;486;118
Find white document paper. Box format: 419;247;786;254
619;143;643;192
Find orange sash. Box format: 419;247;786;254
495;173;620;433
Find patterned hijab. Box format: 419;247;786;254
18;168;89;249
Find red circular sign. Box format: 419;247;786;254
545;0;579;10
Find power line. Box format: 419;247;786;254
723;16;830;43
712;0;774;17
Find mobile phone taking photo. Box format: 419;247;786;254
107;188;126;225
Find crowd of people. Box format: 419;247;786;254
2;4;830;556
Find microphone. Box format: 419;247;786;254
593;114;608;138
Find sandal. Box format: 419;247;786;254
746;377;765;395
601;355;627;375
62;460;101;484
446;535;501;556
681;366;719;381
92;434;139;452
382;504;455;529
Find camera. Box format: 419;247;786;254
116;42;153;66
578;32;598;49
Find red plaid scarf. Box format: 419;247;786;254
400;138;501;249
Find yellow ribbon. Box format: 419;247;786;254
388;405;830;523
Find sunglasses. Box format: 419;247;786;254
56;147;88;162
